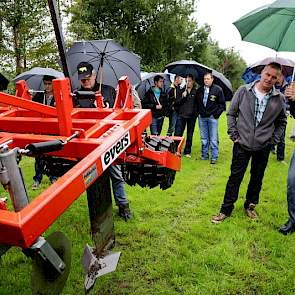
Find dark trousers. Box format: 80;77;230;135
33;157;44;183
287;150;295;223
175;115;197;155
33;156;57;183
220;143;271;216
270;127;286;160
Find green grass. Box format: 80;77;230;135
1;113;295;295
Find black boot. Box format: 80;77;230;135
118;203;133;221
279;219;295;235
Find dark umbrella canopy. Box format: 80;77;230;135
242;56;295;84
13;67;64;90
165;60;209;82
135;72;171;100
165;60;233;100
66;39;141;90
0;73;9;91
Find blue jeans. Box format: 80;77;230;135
198;116;219;160
174;116;196;155
287;150;295;223
150;116;164;135
166;110;178;136
109;165;128;206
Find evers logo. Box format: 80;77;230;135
101;132;131;170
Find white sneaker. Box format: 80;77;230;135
184;154;191;158
32;181;40;190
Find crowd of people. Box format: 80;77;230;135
142;72;226;163
29;60;295;234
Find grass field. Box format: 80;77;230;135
0;112;294;295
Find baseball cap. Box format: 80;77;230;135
77;62;94;80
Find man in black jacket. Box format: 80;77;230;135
76;61;132;220
174;74;198;157
279;83;295;234
166;75;183;136
142;75;168;135
196;73;226;164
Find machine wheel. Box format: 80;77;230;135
31;231;71;295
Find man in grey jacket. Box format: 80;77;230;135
212;62;287;223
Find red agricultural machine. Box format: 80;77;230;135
0;1;183;294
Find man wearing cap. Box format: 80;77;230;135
76;61;132;220
32;75;58;189
75;62;116;108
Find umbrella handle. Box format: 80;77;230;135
99;67;103;92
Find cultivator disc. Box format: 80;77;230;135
31;231;71;295
123;136;178;190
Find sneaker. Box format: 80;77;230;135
211;213;227;224
118;204;133;221
184;154;192;158
200;157;209;160
245;203;258;219
210;159;217;164
32;181;40;190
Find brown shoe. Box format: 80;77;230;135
245;203;258;220
211;213;227;224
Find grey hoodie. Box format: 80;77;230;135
227;82;287;151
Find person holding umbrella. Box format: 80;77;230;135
270;73;290;161
166;75;183;136
141;75;169;135
212;62;287;224
76;61;132;221
32;75;58;189
279;83;295;234
174;74;198;158
196;72;226;164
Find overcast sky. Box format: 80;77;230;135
195;0;295;66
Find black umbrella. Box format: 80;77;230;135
165;60;233;100
66;39;141;90
13;67;64;90
0;73;9;91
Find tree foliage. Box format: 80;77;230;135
0;0;247;90
69;0;246;89
0;0;58;75
70;1;208;70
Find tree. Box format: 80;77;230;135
69;0;246;89
69;0;208;71
200;40;246;90
0;0;59;75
